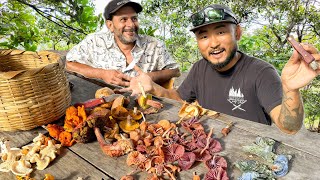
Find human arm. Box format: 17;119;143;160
120;71;183;101
66;61;131;87
270;43;320;134
147;68;180;84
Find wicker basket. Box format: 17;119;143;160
0;49;71;131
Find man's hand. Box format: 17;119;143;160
281;43;320;91
120;71;154;96
100;70;131;87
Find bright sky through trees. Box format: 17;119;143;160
93;0;142;15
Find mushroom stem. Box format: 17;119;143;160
176;110;194;124
164;166;176;180
200;127;214;155
138;82;146;98
162;125;174;138
141;112;146;122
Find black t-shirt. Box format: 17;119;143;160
177;52;282;125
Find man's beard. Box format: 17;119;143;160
115;28;139;44
208;46;237;70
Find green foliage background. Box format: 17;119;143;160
0;0;319;130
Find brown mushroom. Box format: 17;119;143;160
95;87;115;98
111;106;129;121
111;95;125;110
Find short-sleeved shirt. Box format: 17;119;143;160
177;52;282;125
66;30;179;77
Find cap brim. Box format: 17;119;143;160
190;18;237;32
110;2;143;14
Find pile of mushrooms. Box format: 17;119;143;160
0;134;61;177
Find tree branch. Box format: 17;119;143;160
15;0;86;35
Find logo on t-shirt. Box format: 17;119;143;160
227;87;247;111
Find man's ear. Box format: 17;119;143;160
106;20;114;32
235;25;242;40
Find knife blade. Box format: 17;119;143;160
75;94;123;108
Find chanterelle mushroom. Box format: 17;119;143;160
11;160;33;177
40;140;61;160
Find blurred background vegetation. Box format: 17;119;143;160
0;0;319;131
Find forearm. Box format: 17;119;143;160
147;68;180;84
150;81;183;101
66;61;104;79
276;87;304;134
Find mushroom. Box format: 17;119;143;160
30;154;51;170
95;87;115;98
0;151;18;172
24;144;41;161
193;172;201;180
111;95;125;110
111;106;129;121
0;139;10;157
39;140;61;160
44;174;55;180
129;107;143;120
119;116;140;133
32;133;47;144
1;147;21;162
11;160;33;177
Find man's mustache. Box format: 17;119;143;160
123;28;137;32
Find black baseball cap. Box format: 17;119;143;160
104;0;143;20
190;4;238;32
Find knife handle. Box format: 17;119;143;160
74;98;104;108
287;36;315;64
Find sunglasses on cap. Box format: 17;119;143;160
190;6;238;29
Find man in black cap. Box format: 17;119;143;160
121;4;320;134
66;0;180;87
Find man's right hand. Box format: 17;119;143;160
120;66;155;96
100;70;131;87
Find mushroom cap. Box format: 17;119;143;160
137;94;152;109
119;117;140;133
36;156;51;170
95;87;115;98
11;160;33;177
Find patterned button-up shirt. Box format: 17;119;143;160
66;30;179;77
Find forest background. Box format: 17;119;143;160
0;0;319;131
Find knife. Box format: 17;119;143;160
74;94;123;108
287;36;319;70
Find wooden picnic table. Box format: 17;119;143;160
0;74;319;180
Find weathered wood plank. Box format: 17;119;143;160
218;114;320;158
0;128;47;148
0;147;112;180
68;74;103;104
